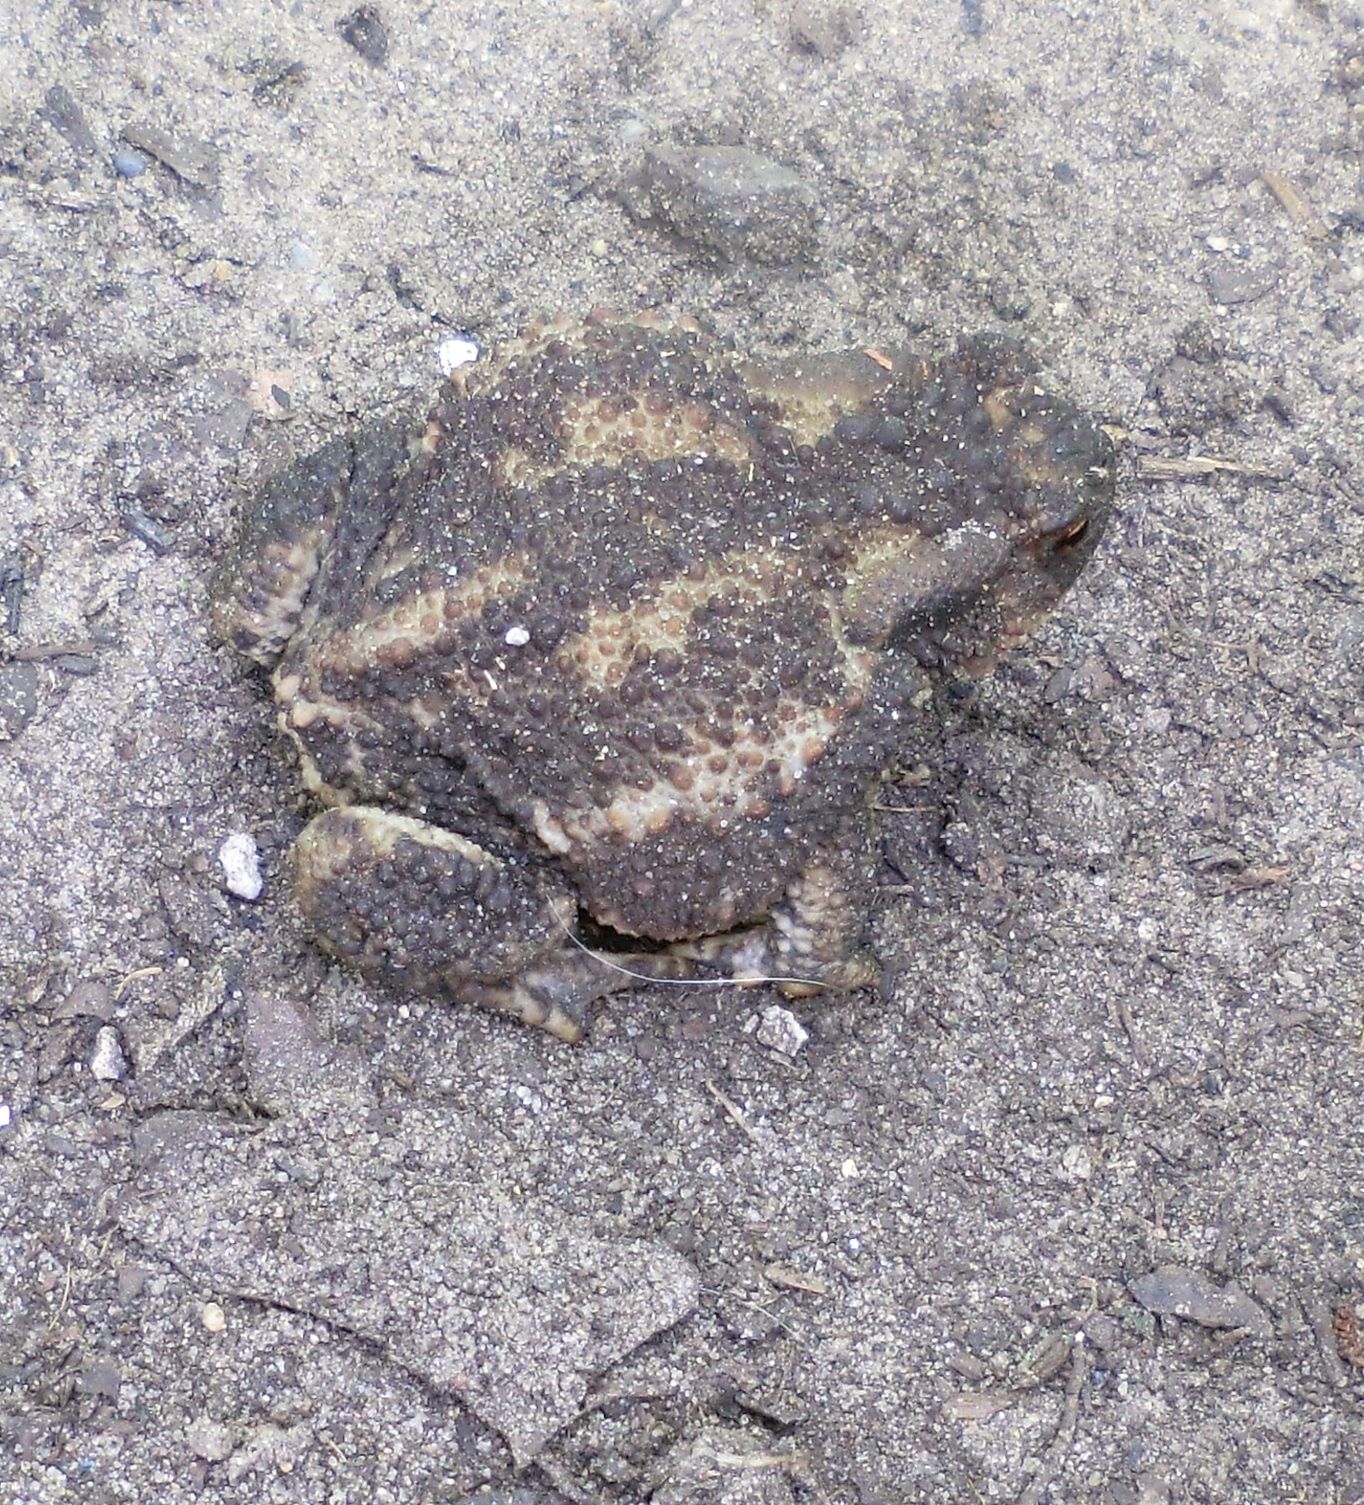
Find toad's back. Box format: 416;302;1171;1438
224;311;1113;940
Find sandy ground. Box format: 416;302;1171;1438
2;1;1363;1501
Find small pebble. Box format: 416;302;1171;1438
54;978;115;1021
1206;261;1277;306
116;1263;149;1301
185;1417;236;1463
1061;1144;1093;1180
90;1026;128;1082
437;333;481;375
0;662;39;742
219;832;264;901
289;240;318;272
0;1103;11;1130
77;1356;122;1400
620;143;820;266
337;5;389;65
201;1301;227;1333
112;149;147;179
753;1003;809;1056
503;625;530;647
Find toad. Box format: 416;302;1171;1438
214;310;1114;1040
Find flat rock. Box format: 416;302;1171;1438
0;661;39;742
120;1104;698;1464
1129;1265;1271;1337
620;144;819;265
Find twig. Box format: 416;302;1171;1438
1261;170;1327;242
705;1077;762;1146
1017;1339;1090;1505
1137;455;1284;483
1114;991;1146;1067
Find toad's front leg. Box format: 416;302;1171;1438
291;807;697;1042
212;425;411;670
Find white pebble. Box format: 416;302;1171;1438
437;333;481;375
755;1003;809;1056
186;1417;236;1463
503;624;530;647
219;832;264;901
90;1026;128;1081
1061;1144;1093;1181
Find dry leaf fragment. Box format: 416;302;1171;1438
762;1262;827;1296
943;1390;1015;1422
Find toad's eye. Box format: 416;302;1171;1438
1047;518;1089;553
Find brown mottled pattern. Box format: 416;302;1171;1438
215;310;1114;997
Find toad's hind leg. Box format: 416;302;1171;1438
291;807;693;1042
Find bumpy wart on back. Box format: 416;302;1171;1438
215;310;1114;1040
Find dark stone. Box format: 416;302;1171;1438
337;6;389;65
620;144;819;266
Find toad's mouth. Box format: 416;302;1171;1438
842;447;1113;656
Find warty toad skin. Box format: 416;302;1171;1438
214;310;1115;1040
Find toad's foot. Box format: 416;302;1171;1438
666;850;877;997
293;807;707;1042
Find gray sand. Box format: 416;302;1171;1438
2;2;1362;1500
